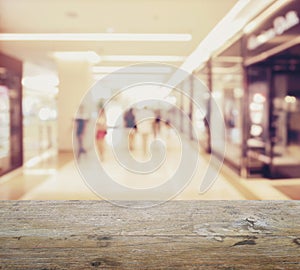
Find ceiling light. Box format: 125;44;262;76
92;66;173;74
22;75;59;87
93;74;166;81
52;51;101;63
0;33;192;42
101;55;185;62
244;0;293;34
22;74;59;95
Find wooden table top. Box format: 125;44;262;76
0;201;299;269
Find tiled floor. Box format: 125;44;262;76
273;185;300;200
0;151;73;200
0;129;298;200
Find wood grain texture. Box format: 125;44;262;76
0;201;299;269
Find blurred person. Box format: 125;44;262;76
75;105;89;158
136;106;155;156
123;108;136;151
153;109;161;138
163;118;172;140
96;108;107;161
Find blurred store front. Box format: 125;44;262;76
211;37;244;174
0;56;58;176
244;0;300;178
175;0;300;179
0;53;22;176
22;63;58;162
192;62;211;153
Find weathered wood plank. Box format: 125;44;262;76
0;201;299;269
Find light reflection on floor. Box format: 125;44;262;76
0;128;297;200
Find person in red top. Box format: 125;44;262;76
96;108;107;161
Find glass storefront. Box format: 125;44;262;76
246;46;300;178
168;87;182;132
271;52;300;177
0;85;10;165
244;0;300;178
21;62;59;164
246;66;270;175
23;91;57;162
181;77;192;138
211;38;244;172
0;53;23;176
193;63;211;152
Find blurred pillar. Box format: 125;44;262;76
56;59;93;151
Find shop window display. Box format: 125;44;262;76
23;92;57;161
0;53;23;176
0;86;10;162
193;64;211;152
211;55;244;170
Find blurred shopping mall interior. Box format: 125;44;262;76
1;0;300;200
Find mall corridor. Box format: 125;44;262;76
1;0;300;201
0;126;293;201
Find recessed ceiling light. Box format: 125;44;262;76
52;51;101;63
101;55;186;62
93;74;166;81
106;27;115;33
22;75;59;95
92;66;173;74
0;33;192;42
51;52;184;63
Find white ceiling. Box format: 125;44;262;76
0;0;239;70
